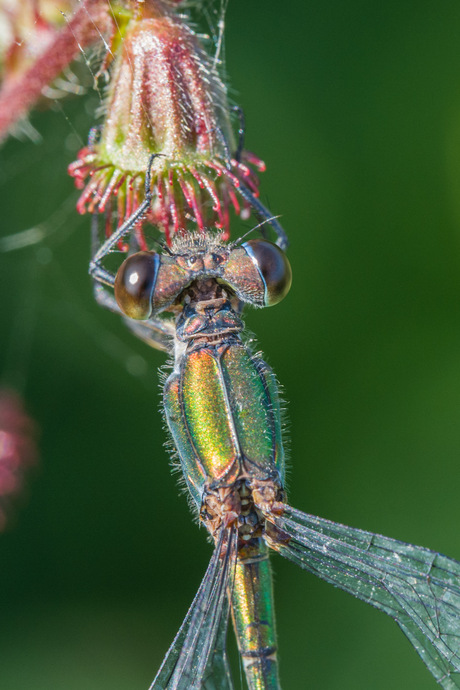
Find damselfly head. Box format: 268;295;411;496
114;237;292;320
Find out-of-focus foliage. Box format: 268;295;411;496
1;1;460;689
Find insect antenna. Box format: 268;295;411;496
233;215;283;246
150;234;173;255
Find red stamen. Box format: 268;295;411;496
105;201;113;238
204;160;223;177
90;163;112;177
157;176;170;239
125;179;133;219
99;170;121;213
185;178;205;231
238;171;259;196
189;167;206;189
218;166;241;189
228;188;240;215
67;159;87;175
221;191;230;235
201;175;225;228
76;176;100;213
231;159;251;177
200;175;221;213
169;186;180;237
132;184;147;251
112;174;127;197
117;189;125;232
177;174;193;210
242;151;266;172
128;172;142;190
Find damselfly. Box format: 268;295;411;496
89;167;460;689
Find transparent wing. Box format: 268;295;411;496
267;504;460;690
150;526;237;690
201;605;234;690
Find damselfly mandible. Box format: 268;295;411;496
90;175;460;689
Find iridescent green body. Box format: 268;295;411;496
164;333;284;506
163;297;284;690
232;539;279;690
111;235;291;689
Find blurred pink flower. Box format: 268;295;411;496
0;390;38;531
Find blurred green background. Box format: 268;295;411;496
2;1;460;688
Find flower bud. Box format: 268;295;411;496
69;1;266;245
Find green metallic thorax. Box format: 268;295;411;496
163;300;285;508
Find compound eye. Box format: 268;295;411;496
242;239;292;306
114;251;159;319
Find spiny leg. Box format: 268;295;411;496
217;119;289;251
231;109;288;250
92;282;174;353
89;179;175;353
236;182;288;250
89;153;159;286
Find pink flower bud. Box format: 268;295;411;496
68;1;266;245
